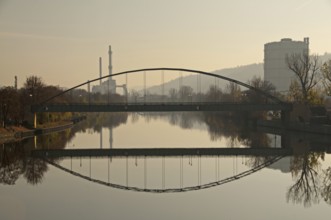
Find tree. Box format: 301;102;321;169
223;82;241;102
206;85;222;102
129;89;139;102
23;76;45;104
0;87;20;127
247;76;276;103
286;53;321;103
321;59;331;95
179;86;193;102
168;88;178;101
287;80;303;102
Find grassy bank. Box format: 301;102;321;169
0;120;73;144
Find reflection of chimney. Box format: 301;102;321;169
99;57;102;85
108;45;112;78
109;127;113;149
100;128;103;149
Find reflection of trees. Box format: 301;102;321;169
138;111;272;149
73;112;128;134
0;140;49;185
24;158;48;185
287;153;321;207
0;112;129;186
203;112;271;149
0;160;23;185
321;167;331;204
139;112;204;130
245;156;275;168
0;142;26;185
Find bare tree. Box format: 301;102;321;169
321;59;331;94
23;76;45;104
168;88;178;101
225;82;241;102
206;85;222;102
286;53;321;102
247;76;276;103
179;85;193;102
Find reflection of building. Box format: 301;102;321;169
92;45;116;94
264;38;309;93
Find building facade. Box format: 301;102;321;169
264;38;309;93
92;79;116;94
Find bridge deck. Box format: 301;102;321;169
31;102;292;113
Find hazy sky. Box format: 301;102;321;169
1;0;331;88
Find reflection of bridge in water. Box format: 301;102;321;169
33;147;294;158
35;151;284;193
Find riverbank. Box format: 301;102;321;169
0;122;74;144
0;126;31;144
0;116;87;144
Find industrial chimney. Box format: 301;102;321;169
14;76;17;90
99;57;102;85
108;45;112;78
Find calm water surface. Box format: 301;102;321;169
1;113;331;220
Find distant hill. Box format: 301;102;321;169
146;53;331;95
146;63;263;95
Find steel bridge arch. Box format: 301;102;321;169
42;156;284;193
40;67;286;105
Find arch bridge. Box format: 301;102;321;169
31;68;292;125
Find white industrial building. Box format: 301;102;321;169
92;45;116;94
264;38;309;93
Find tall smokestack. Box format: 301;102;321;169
108;45;112;78
14;76;17;90
99;57;102;85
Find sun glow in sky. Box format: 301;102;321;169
1;0;331;88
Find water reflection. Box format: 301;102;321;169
1;112;331;208
42;155;284;193
135;112;272;148
287;152;324;207
0;141;48;185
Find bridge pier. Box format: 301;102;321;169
281;103;310;127
34;112;37;129
281;110;290;128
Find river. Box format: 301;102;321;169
1;112;331;220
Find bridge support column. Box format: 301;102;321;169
281;103;310;128
34;112;37;129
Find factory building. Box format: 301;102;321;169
264;38;309;93
92;45;116;94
